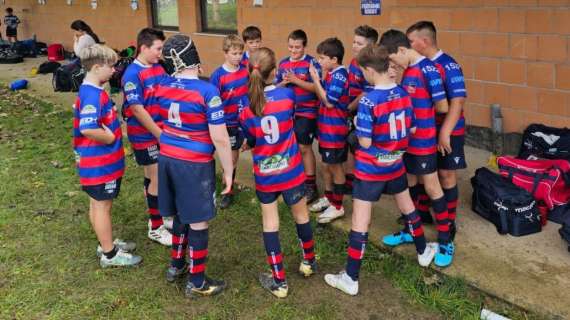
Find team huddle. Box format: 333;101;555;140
72;21;467;298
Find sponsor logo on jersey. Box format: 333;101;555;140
208;96;223;108
124;82;137;91
259;155;290;173
80;104;97;115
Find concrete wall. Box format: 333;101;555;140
2;0;569;133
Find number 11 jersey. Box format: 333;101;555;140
239;86;306;192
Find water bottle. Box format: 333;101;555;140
10;79;28;91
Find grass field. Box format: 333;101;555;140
0;86;542;319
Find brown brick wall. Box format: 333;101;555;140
2;0;569;133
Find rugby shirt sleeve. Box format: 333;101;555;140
355;95;374;139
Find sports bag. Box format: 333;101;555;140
38;61;61;74
47;43;65;62
53;63;85;92
471;167;542;236
0;47;23;64
519;124;570;161
497;156;570;224
109;56;134;91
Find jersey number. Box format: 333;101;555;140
261;116;280;144
388;111;406;139
168;103;182;128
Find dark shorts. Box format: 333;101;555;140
228;126;245;151
6;28;17;37
82;178;122;201
134;144;159;166
294;116;317;145
319;146;348;164
403;153;438;175
437;135;467;170
353;174;408;202
256;183;306;206
158;155;216;224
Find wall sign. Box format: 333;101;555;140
361;0;381;16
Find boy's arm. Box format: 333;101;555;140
123;75;162;139
438;62;467;155
355;96;374;149
425;66;449;114
205;88;233;194
78;100;115;145
348;92;365;112
81;126;116;145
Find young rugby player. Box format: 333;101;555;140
324;45;436;296
240;47;318;298
154;34;234;297
73;44;141;268
380;30;454;267
240;25;262;67
309;37;350;224
121;28;172;246
275;29;321;203
406;21;468;265
210;34;250;209
345;25;379;194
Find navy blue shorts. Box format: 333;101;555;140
6;27;17;38
256;183;306;206
319;146;348;164
353;174;408;202
403;153;438;175
294;117;317;145
134;144;159;166
158;155;216;224
82;178;122;201
437;135;467;170
228;126;245;151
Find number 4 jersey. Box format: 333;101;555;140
354;84;414;182
239;86;306;192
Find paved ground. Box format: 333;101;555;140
2;57;570;319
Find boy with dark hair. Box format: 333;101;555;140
122;28;172;246
309;37;350;224
406;20;468;265
4;8;20;43
240;25;262;67
379;29;454;268
74;44;142;268
345;25;379;194
275;29;322;203
210;34;249;209
324;45;436;295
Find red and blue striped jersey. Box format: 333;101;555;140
348;58;373;102
121;60;166;149
354;85;414;182
240;51;250;68
154;76;225;163
275;54;321;119
73;83;125;186
317;66;350;149
239;86;306;193
401;57;446;156
432;51;467;136
210;64;250;128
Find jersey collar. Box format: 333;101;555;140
134;59;151;68
264;85;276;92
431;50;444;61
175;74;199;80
374;83;397;90
289;54;306;62
410;56;426;67
82;80;104;90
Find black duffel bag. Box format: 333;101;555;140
519;123;570;161
471;167;542;236
53;62;85;92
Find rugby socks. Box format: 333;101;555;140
143;177;151;196
345;173;354;192
443;186;459;225
411;184;432;223
103;245;118;259
263;231;286;284
231;168;237;194
431;196;451;244
306;174;317;192
346;230;367;281
404;211;427;254
188;228;209;288
324;189;333;204
331;183;345;210
295;222;315;263
146;193;163;230
171;216;189;270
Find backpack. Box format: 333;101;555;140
53;63;85;92
47;43;65;62
0;47;23;64
497;156;570;224
38;61;61;74
519;124;570;161
471;167;542;236
109;56;134;92
560;213;570;252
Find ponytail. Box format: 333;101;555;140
71;20;101;44
247;47;276;117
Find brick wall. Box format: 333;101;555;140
1;0;569;133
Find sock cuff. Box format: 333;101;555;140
431;196;447;212
349;230;368;242
333;183;345;194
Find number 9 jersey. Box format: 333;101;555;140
354;84;414;182
239;86;306;193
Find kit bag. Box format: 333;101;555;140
519;124;570;161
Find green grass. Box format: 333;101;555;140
0;87;543;319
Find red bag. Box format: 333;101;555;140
47;44;64;62
497;156;570;225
